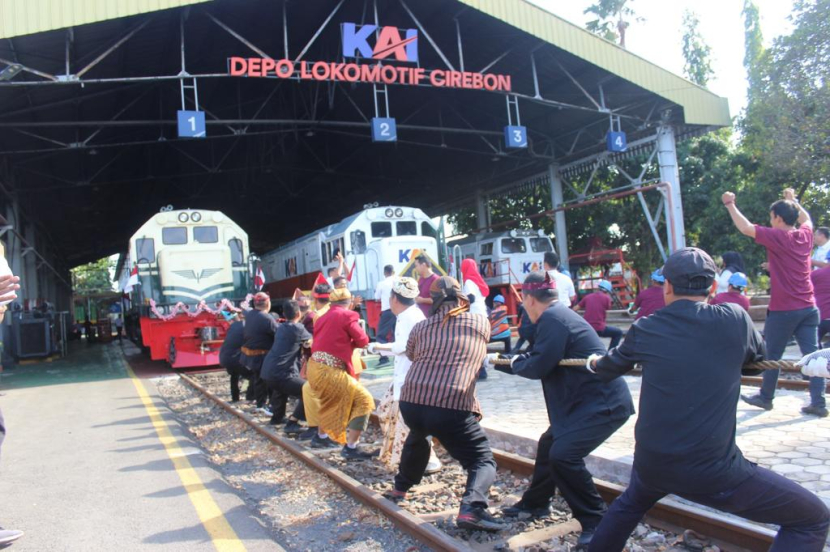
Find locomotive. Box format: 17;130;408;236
260;206;440;329
120;208;254;368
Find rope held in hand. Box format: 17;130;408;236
493;358;801;372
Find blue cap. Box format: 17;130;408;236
651;269;665;283
598;280;613;293
493;294;505;304
221;310;238;322
728;272;748;289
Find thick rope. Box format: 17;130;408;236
494;358;801;372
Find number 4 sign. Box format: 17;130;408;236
371;117;397;142
177;110;206;138
607;131;627;152
504;125;527;149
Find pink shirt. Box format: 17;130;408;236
810;266;830;320
577;292;611;332
755;223;815;311
710;290;750;311
634;285;665;320
417;273;439;317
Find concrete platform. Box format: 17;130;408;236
0;342;282;551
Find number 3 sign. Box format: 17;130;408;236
372;117;397;142
504;125;527;149
177;110;206;138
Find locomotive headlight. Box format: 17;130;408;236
394;208;403;218
385;208;394;218
191;211;202;223
178;212;189;223
509;229;518;238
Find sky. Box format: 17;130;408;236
529;0;797;119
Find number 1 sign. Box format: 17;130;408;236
371;117;397;142
177;110;206;138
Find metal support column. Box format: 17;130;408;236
657;125;686;252
548;164;569;269
475;190;490;232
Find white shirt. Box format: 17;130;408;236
813;242;830;267
380;304;426;400
714;269;733;295
374;276;395;311
463;279;488;317
547;269;576;307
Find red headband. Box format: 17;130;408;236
523;272;557;291
313;292;330;299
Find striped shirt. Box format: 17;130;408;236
401;305;490;415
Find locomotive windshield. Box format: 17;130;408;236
136;238;155;263
501;238;527;253
162;227;187;245
396;221;417;236
371;222;392;237
194;226;218;243
421;222;438;239
529;238;553;252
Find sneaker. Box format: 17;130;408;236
425;455;442;475
310;434;339;449
268;416;287;426
802;405;829;418
741;394;773;411
340;445;379;460
298;427;317;441
456;506;510;532
382;489;407;503
501;501;551;519
257;405;273;416
0;529;23;546
283;420;304;436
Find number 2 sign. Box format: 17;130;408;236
371;117;397;142
177;110;206;138
504;125;527;149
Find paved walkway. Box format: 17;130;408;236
361;336;830;507
0;342;281;551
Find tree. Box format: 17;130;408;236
72;257;116;294
741;0;766;99
583;0;642;48
681;10;714;86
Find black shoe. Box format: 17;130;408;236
741;394;773;411
576;528;595;550
802;405;829;418
501;501;551;519
310;434;339;449
376;356;390;366
478;368;488;380
456;505;511;532
269;416;287;426
298;427;317;441
382;489;407;503
340;444;379;460
283;420;304;436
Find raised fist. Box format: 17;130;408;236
722;192;736;205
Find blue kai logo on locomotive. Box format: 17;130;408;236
522;262;542;274
399;249;412;263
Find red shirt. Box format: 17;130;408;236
311;305;369;377
710;290;750;311
810;266;830;320
755;223;815;311
634;285;665;319
417;273;439;317
577;291;611;331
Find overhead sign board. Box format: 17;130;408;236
342;23;418;63
371;118;397;142
177;110;206;138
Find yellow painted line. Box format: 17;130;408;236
128;367;247;552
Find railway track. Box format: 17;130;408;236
178;372;777;552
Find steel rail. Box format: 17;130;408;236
178;373;473;552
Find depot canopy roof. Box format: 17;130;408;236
0;0;730;265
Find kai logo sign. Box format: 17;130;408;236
342;23;418;63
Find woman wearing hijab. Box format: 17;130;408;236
715;251;746;296
461;258;489;317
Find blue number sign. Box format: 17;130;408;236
504;125;527;149
372;117;397;142
177;110;206;138
606;131;627;152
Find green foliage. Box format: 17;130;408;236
741;0;767;98
583;0;641;47
681;10;714;86
71;257;116;294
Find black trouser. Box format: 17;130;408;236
225;364;251;402
590;466;830;552
491;336;512;354
243;355;269;407
377;309;396;344
522;418;627;530
818;319;830;347
395;402;496;509
596;326;623;350
264;376;306;421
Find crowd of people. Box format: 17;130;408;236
214;188;830;550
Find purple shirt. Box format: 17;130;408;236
577;292;611;331
710;290;750;311
810;266;830;320
417;273;439;317
634;285;665;320
755;223;815;311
